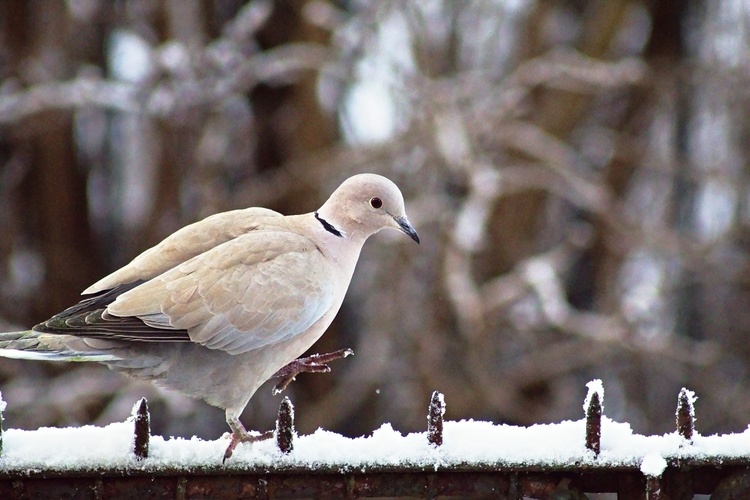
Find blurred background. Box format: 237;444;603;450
0;0;749;442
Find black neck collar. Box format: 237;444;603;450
314;212;343;237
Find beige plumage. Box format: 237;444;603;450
0;173;419;460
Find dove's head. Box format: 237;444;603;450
318;173;419;244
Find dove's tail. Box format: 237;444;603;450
0;330;120;362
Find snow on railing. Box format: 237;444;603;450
676;387;696;443
0;382;750;498
427;390;445;448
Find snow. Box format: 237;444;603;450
584;379;604;412
109;30;153;83
429;392;445;418
0;381;748;473
641;453;667;477
2;415;750;473
678;387;697;418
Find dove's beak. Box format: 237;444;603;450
394;216;420;244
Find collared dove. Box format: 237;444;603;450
0;173;419;460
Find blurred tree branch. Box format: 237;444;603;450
0;42;332;123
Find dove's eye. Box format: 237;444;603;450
370;197;383;209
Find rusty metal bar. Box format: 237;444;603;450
133;398;150;460
427;390;444;447
676;387;695;442
276;396;294;454
646;475;662;500
2;465;748;499
4;386;750;497
712;469;750;498
663;468;695;500
585;389;602;456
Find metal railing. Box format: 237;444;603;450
0;384;748;499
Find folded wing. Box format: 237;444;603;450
84;207;282;294
35;213;336;356
106;230;335;355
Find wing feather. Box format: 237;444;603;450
108;229;335;355
83;207;282;294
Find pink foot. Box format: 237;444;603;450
271;348;353;395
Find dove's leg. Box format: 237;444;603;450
271;348;353;395
223;417;273;462
221;348;353;461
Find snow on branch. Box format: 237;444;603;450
0;0;331;126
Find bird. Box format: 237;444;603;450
0;173;419;461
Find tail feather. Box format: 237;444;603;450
0;331;120;362
0;330;42;350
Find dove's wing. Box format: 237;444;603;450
84;207;282;294
99;229;336;355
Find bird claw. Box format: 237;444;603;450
271;348;354;394
222;429;274;463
